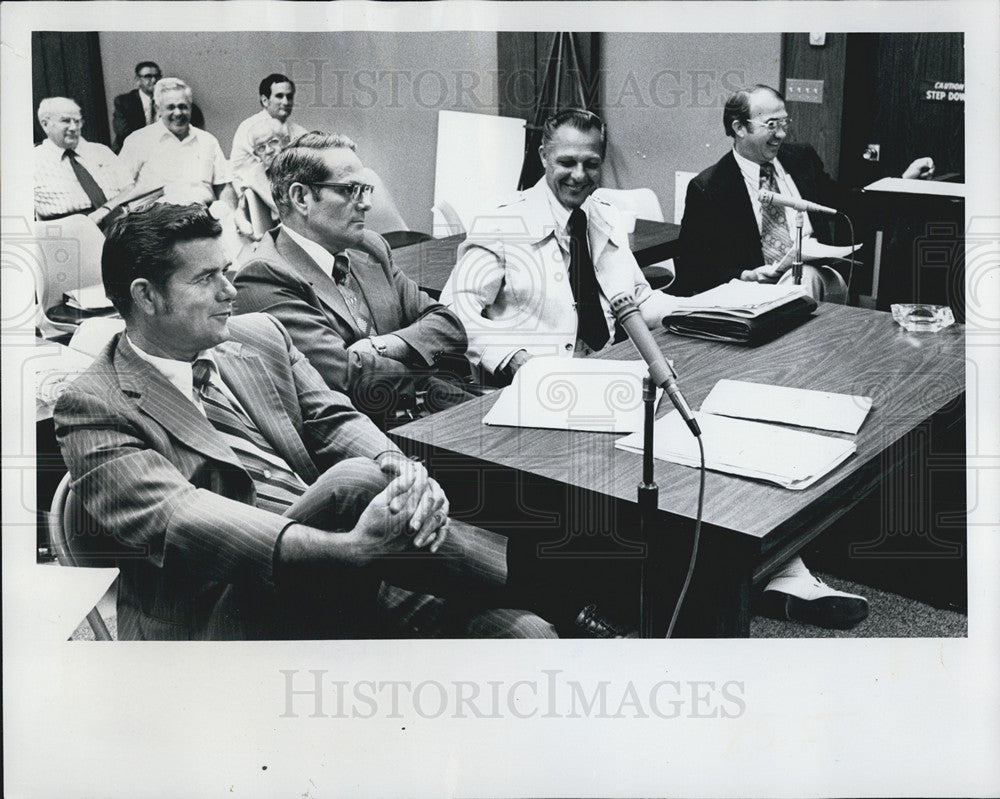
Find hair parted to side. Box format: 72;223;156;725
541;108;607;157
259;73;295;99
102;203;222;318
266;131;358;216
723;84;785;138
153;77;192;106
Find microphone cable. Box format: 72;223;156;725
665;420;706;639
836;212;859;297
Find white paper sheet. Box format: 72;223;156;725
615;411;856;490
864;176;966;197
483;356;661;433
800;239;863;261
700;379;873;434
64;282;114;310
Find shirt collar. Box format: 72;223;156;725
127;334;217;402
733;146;787;186
281;223;347;280
156;119;198;143
541;178;573;234
40;137;82;158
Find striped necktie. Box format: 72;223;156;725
192;358;308;513
758;162;793;265
331;254;374;337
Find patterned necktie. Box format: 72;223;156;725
192;359;308;513
758;162;793;265
567;207;610;351
332;254;374;337
63;149;108;210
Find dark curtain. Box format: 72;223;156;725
497;32;601;189
32;32;110;147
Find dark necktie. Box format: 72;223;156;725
331;254;374;337
63;149;108;210
567;207;609;351
148;99;157;125
192;359;308;513
758;162;793;265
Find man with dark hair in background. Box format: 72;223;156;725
112;61;205;152
229;73;309;180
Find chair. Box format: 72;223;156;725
47;473;120;640
593;187;675;290
433;110;526;235
382;230;434;249
592;187;665;223
32;215;107;338
673;170;698;224
430;198;466;236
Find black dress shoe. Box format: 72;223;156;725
572;604;638;638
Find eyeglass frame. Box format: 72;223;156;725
251;135;291;156
305;182;375;202
745;116;793;132
138;71;162;81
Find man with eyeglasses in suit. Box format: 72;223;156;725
233;132;470;426
675;84;934;298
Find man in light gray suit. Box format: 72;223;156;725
54;203;556;640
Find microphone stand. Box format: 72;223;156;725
792;210;805;285
638;375;658;639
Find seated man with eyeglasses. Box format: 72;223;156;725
233;132;472;426
675;84;935;298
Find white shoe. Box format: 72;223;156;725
761;561;869;630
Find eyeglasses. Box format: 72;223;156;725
252;136;290;156
308;182;375;202
138;72;161;80
747;117;792;132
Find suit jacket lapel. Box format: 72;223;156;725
115;335;245;472
214;339;319;483
343;246;397;334
720;151;765;263
274;229;362;338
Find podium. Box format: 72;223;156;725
859;178;965;322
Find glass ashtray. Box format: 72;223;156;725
891;303;955;333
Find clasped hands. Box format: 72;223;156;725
371;451;450;553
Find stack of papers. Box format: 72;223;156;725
615;411;856;490
669;280;809;319
483;356;661;433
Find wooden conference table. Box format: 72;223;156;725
393;218;680;296
389;304;966;637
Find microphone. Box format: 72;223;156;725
758;189;836;216
610;293;701;437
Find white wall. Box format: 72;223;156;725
601;33;781;219
99;31;499;231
